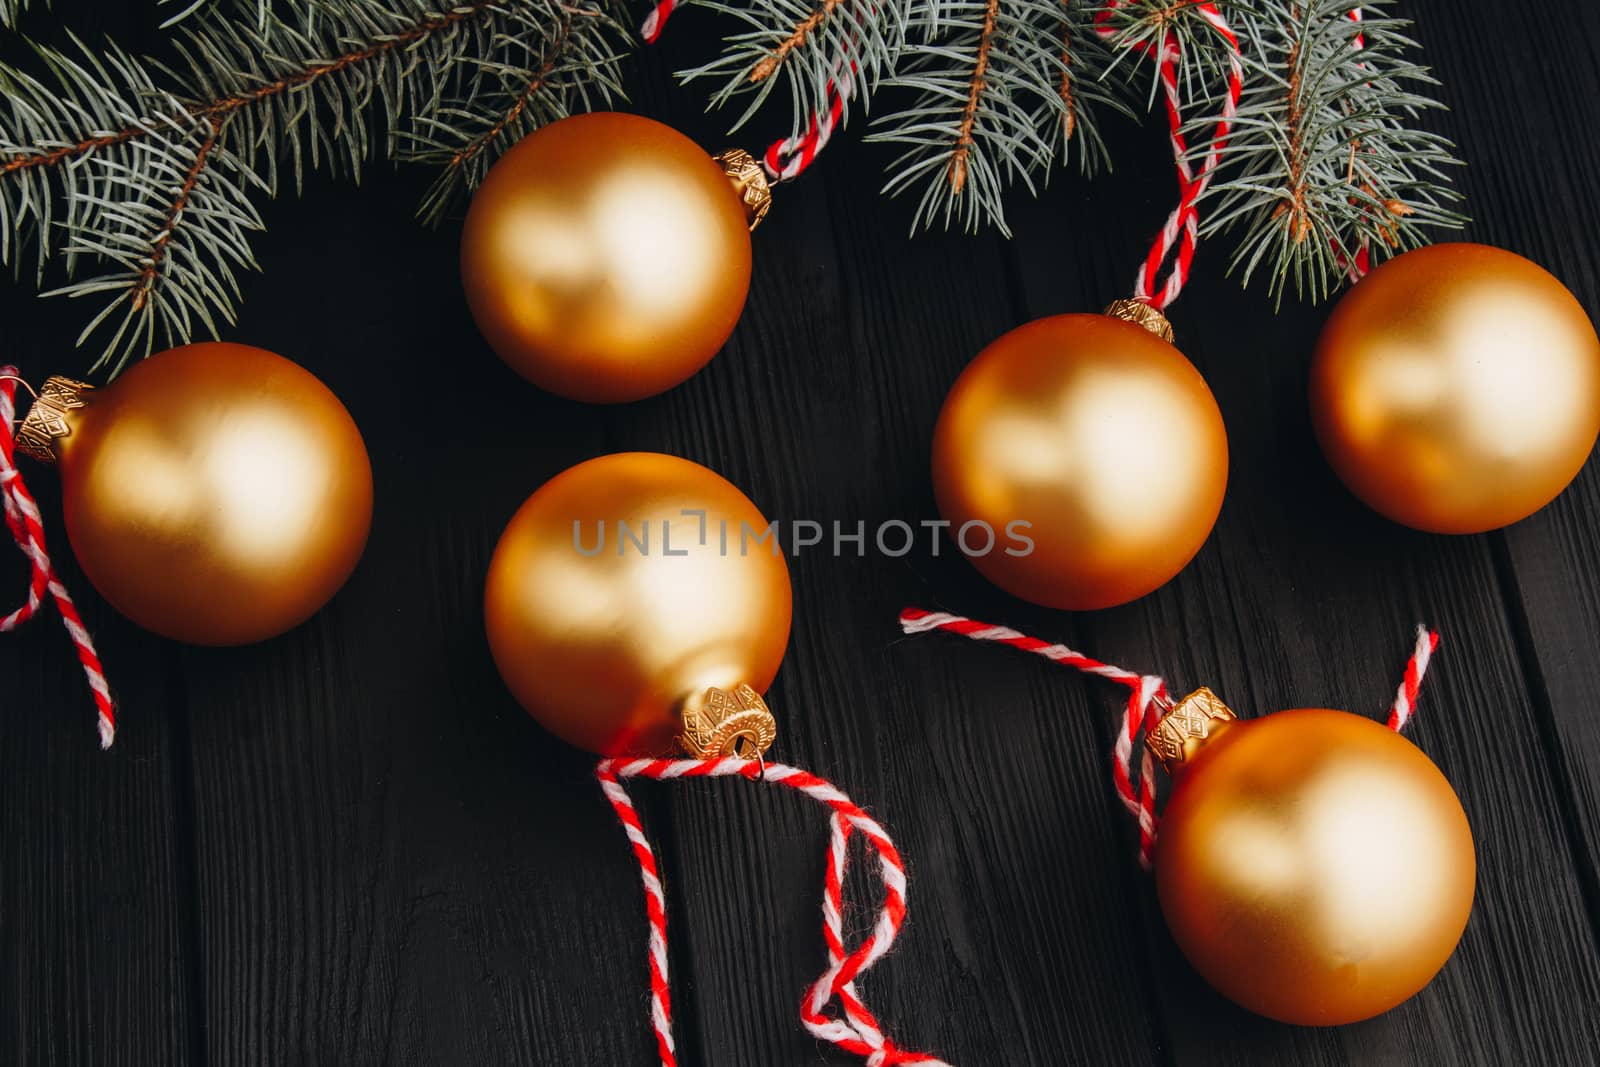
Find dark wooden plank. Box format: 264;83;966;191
0;305;197;1067
1423;0;1600;971
2;0;200;1035
643;80;1169;1062
7;1;1600;1064
169;167;672;1065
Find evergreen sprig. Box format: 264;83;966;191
1199;0;1463;301
682;0;1462;293
679;0;914;138
0;0;629;371
0;0;1467;370
868;0;1128;236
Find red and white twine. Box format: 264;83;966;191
899;608;1168;866
899;608;1440;867
642;1;1242;306
1388;624;1439;732
1095;1;1243;309
597;756;949;1067
640;0;852;185
763;64;854;182
1340;5;1374;282
0;370;114;748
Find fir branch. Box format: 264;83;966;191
1057;19;1076;141
0;0;630;372
403;5;628;223
869;0;1127;236
750;0;841;82
131;113;229;313
1091;0;1242;110
680;0;914;136
1199;0;1463;301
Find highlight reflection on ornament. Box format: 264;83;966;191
1312;242;1600;533
16;343;372;646
1151;691;1475;1026
484;452;792;756
461;113;759;403
932;311;1228;610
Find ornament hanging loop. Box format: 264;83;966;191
0;367;116;747
0;374;38;403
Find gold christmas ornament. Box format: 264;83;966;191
461;113;763;404
17;343;373;645
932;310;1228;611
1312;242;1600;533
484;452;792;756
1151;691;1475;1026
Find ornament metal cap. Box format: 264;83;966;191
1147;686;1237;774
679;682;778;759
1104;298;1176;344
715;148;772;231
13;375;94;464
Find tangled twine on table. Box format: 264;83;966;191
598;756;950;1067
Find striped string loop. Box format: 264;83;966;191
1339;5;1374;281
597;756;949;1067
898;608;1440;867
637;0;854;185
0;369;115;748
1094;1;1243;310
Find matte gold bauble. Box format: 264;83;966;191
20;343;372;645
460;112;755;403
484;452;792;756
932;312;1228;611
1312;243;1600;533
1151;696;1475;1026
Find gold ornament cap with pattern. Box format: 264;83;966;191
13;375;95;463
1145;687;1236;773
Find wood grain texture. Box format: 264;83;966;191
3;1;1600;1065
0;292;197;1067
1;2;200;1034
1424;0;1600;991
172;172;668;1066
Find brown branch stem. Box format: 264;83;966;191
948;0;1000;195
1276;33;1313;243
131;113;227;311
749;0;845;83
0;0;503;177
1059;20;1076;142
446;18;573;172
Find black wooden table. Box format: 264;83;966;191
4;3;1600;1064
